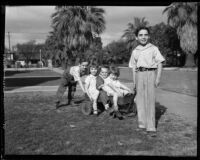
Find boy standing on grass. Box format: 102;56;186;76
55;57;89;108
129;26;165;137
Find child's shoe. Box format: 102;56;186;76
67;99;75;106
92;110;98;117
114;111;124;120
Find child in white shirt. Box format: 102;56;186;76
105;67;132;97
85;63;100;115
99;66;131;119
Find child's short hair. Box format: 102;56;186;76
100;65;109;71
109;66;120;77
90;62;99;69
135;26;150;36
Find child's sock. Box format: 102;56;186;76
93;110;98;115
105;104;109;110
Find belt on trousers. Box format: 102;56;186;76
136;67;157;72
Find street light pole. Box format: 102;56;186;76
40;49;41;62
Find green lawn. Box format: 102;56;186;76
4;92;197;155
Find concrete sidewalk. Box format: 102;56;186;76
156;88;197;124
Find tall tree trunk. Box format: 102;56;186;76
61;59;65;69
184;53;196;67
62;37;68;69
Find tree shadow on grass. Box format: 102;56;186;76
4;70;31;77
4;77;61;91
155;102;167;128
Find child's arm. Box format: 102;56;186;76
96;76;104;90
98;84;104;90
78;79;86;93
85;78;92;100
85;85;92;101
119;82;132;93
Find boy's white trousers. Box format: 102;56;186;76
135;70;156;131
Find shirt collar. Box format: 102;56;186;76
135;43;153;51
99;74;105;79
90;74;95;77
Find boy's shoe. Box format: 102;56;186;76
126;112;137;117
147;131;157;137
109;110;115;116
135;127;147;134
55;102;60;109
114;111;124;120
67;100;76;106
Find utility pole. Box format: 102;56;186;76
8;32;11;52
40;49;41;62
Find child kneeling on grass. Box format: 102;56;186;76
96;66;113;112
85;62;100;116
101;66;134;119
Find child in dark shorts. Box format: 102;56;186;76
55;58;89;108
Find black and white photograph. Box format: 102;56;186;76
2;2;197;156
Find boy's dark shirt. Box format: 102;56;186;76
96;75;105;90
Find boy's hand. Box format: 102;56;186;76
133;83;136;90
132;87;136;95
155;78;160;88
85;93;92;101
98;84;104;89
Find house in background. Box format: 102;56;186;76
4;51;15;68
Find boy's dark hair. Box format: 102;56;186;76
109;66;120;77
135;26;150;36
100;65;109;71
77;56;88;64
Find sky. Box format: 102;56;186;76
5;6;168;49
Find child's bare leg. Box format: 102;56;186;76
93;91;99;115
112;93;123;120
92;101;98;114
113;93;119;111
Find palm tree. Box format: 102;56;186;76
51;6;106;68
45;29;65;67
163;2;198;67
122;17;149;52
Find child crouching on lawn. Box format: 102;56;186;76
85;62;100;116
55;57;89;108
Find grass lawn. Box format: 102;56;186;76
4;92;197;155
